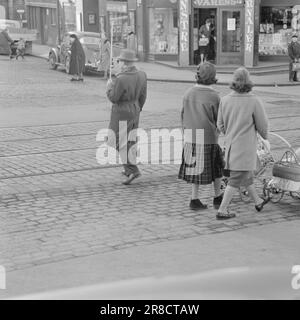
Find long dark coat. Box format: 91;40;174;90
69;38;86;75
0;30;13;54
106;66;147;150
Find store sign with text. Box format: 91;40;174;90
193;0;243;6
107;2;127;13
245;0;254;53
180;0;189;53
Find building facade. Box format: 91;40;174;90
74;0;300;67
147;0;300;67
25;0;76;45
75;0;136;50
0;0;26;21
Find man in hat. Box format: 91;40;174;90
106;49;147;185
288;33;300;82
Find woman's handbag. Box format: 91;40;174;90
292;62;300;72
199;37;209;47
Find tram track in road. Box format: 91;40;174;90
0;114;299;143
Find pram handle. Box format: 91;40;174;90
268;132;292;149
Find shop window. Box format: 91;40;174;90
149;8;178;54
259;6;294;56
107;1;128;49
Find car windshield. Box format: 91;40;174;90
79;37;100;45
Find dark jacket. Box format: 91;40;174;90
1;30;13;44
107;66;147;111
106;66;147;149
181;85;220;144
199;24;213;40
0;30;13;53
69;38;86;75
288;41;300;61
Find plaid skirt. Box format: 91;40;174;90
178;143;224;185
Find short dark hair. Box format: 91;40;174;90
230;67;253;93
196;62;217;85
70;34;78;40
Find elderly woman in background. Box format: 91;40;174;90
217;67;269;220
69;34;86;82
179;62;224;211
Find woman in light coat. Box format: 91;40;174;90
216;67;269;220
98;37;111;79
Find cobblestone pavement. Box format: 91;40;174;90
0;57;299;272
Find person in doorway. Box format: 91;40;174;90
178;62;224;211
207;21;216;62
0;27;13;59
106;49;147;185
216;67;269;220
69;34;86;82
199;18;213;64
288;33;300;82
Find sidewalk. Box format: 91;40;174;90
31;43;299;87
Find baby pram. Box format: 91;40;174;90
262;132;300;202
9;40;18;58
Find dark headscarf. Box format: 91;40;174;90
70;34;85;59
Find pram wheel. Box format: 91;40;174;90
290;192;300;200
263;181;284;203
239;187;252;203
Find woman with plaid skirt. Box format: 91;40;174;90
179;62;224;210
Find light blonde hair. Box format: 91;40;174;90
230;67;253;93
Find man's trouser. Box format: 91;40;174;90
117;106;141;176
289;61;298;81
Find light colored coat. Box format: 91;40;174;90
217;92;269;171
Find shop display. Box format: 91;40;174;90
259;6;294;56
149;8;178;54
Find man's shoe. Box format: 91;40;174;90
213;193;223;209
122;172;141;185
189;199;208;211
255;197;270;212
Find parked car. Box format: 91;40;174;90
49;31;102;74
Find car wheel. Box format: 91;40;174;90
49;53;58;70
65;56;70;74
